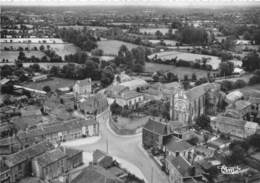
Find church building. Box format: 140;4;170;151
170;83;222;125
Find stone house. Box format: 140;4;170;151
73;78;92;99
32;148;67;181
142;118;170;150
165;155;206;183
4;141;54;183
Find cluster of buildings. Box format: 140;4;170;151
0;75;113;183
141;81;260;183
0;141;83;183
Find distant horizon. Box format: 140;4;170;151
2;0;260;7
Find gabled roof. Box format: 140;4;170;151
34;148;67;167
167;155;191;177
119;90;143;100
5;141;54;167
143;118;168;136
166;140;192;153
211;115;246;128
65;147;82;158
186;83;219;101
233;100;251;111
72;165;123;183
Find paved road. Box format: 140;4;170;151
69;119;169;183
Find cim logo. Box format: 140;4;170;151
217;165;249;175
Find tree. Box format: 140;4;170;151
91;49;103;56
110;102;122;115
195;115;211;130
219;62;234;76
233;79;246;89
1;83;14;94
242;51;260;72
243;31;251;40
220;80;234;92
42;85;51;93
18;51;26;61
50;66;59;75
155;30;163;39
191;73;197;81
39;45;45;51
30;63;40;72
187;137;199;146
221;36;235;50
1;65;14;77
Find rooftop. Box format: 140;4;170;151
5;141;54;167
211;115;247;128
24;118;98;137
143;118;168;136
233;100;251;111
65;147;83;158
34;148;67;167
166;140;192;153
186;83;220;101
119;90;143;100
167;155;191;177
72;165;123;183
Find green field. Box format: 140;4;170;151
1;43;79;59
0;51;46;62
145;62;208;79
97;40;139;55
23;77;76;91
148;51;221;70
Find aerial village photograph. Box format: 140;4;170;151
0;0;260;182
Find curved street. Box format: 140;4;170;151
68;119;169;183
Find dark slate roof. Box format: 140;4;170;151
166;140;193;153
5;141;54;167
186;83;219;101
211;115;246;128
93;149;108;161
65;147;82;158
23;118;98;137
143;118;168;136
167;155;191;177
72;165;123;183
34;148;67;167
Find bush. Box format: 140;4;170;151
249;75;260;85
233;79;246;89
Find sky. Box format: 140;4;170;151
1;0;260;6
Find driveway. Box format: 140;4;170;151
67;118;169;183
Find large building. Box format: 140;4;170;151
32;148;67;181
210;115;259;138
73;78;92;99
165;155;206;183
3;141;54;183
16;118;99;144
170;83;222;124
142;118;170;150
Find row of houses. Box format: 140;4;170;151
0;141;83;183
